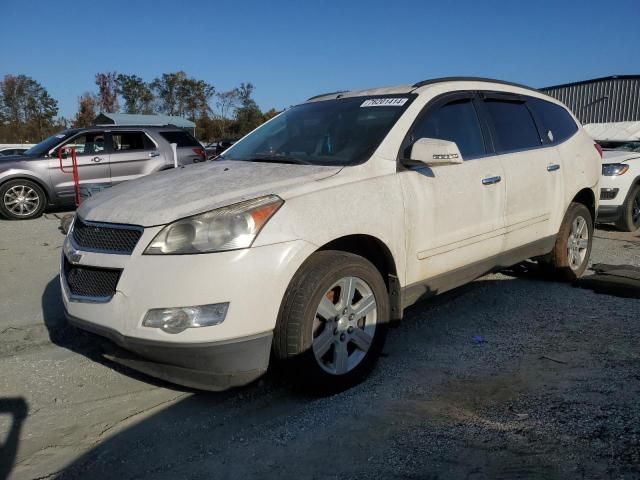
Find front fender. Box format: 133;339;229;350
0;169;54;200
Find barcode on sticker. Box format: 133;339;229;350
360;98;408;107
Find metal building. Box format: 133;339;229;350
540;75;640;124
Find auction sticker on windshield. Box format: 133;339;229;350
361;98;408;107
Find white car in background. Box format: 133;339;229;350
0;144;33;156
61;77;600;393
597;142;640;231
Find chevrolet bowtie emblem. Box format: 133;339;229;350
63;238;83;264
68;249;83;264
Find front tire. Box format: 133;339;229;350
273;251;389;393
0;179;47;220
615;184;640;232
545;202;593;281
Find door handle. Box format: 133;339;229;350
547;163;560;172
91;156;102;163
482;175;501;185
148;152;160;158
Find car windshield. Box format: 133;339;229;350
22;131;73;157
220;95;415;166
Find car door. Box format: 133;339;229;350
107;130;165;184
399;92;506;298
479;92;561;251
49;131;111;201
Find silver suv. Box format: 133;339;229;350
0;126;206;220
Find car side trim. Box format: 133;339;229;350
402;235;556;309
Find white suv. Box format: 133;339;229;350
597;142;640;231
61;78;601;392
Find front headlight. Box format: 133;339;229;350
144;195;283;254
602;163;629;176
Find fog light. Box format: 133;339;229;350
600;188;619;200
142;303;229;334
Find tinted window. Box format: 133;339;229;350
527;98;578;144
484;99;541;152
412;98;485;158
112;132;154;152
159;131;200;147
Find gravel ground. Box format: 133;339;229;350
0;215;639;480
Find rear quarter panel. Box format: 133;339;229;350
556;129;600;230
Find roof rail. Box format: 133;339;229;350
306;90;349;101
411;76;539;93
92;123;180;128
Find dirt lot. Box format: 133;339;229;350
1;214;639;480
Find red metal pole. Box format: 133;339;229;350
58;146;81;206
71;148;80;206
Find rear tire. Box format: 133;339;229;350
615;184;640;232
544;202;593;281
273;251;389;394
0;179;47;220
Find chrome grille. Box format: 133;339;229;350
63;257;122;300
72;217;142;254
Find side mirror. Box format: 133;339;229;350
51;148;65;159
403;138;463;167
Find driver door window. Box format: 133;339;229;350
49;131;111;199
411;98;486;159
64;132;106;156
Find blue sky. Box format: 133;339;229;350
1;0;638;119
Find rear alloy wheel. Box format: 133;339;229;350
274;251;388;393
544;202;593;281
567;215;590;271
616;185;640;232
0;180;46;220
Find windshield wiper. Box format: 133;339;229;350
245;155;311;165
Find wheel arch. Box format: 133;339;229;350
316;234;402;322
571;187;596;222
626;174;640;193
0;174;51;203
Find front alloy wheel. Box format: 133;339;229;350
274;251;389;393
312;276;377;376
0;180;47;220
616;185;640;232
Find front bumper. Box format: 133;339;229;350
66;310;272;391
61;229;317;390
597;205;623;223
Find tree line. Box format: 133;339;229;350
0;72;279;144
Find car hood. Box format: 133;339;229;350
0;154;29;166
602;150;640;164
78;160;342;226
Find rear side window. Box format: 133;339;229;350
484;99;541;153
527;98;578;144
159;130;199;147
112;132;155;152
412;99;486;158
